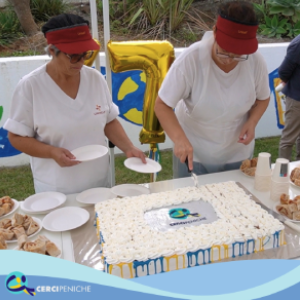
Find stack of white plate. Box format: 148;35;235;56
21;192;67;215
76;188;115;205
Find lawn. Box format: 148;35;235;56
0;135;296;200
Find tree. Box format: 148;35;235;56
8;0;38;36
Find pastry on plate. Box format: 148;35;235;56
240;158;258;177
240;159;251;170
19;235;61;257
0;232;7;249
280;193;289;205
0;196;14;217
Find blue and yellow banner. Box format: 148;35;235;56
269;68;286;130
2;251;300;299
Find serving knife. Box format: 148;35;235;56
185;158;199;188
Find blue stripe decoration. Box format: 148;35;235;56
3;251;300;299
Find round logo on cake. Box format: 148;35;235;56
169;208;200;219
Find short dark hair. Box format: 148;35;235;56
218;1;258;25
41;13;89;37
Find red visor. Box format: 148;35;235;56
215;16;258;55
46;24;100;54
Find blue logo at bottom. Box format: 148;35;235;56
5;272;36;296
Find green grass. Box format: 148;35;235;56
0;135;297;200
0;50;43;57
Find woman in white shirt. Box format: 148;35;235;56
155;1;270;177
4;14;145;194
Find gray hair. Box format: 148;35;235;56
44;45;61;57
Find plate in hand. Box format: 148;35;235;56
71;145;108;162
124;157;162;174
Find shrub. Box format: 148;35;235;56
30;0;70;22
0;10;22;46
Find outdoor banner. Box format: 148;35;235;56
1;251;300;299
269;68;286;130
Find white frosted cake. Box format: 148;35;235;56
95;181;285;279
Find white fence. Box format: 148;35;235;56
0;0;85;7
0;43;289;167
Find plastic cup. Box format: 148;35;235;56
272;158;289;183
270;179;289;202
255;152;271;176
254;174;271;191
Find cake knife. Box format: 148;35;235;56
185;158;199;188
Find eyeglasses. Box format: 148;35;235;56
64;51;94;64
216;45;248;62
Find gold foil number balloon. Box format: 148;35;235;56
107;40;175;146
84;39;101;67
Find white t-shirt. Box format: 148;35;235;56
159;32;270;170
4;64;119;194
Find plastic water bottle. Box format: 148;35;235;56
275;83;284;92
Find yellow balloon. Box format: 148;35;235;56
107;40;175;145
84;39;101;67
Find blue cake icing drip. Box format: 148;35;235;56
187;252;194;266
159;257;164;273
263;236;270;246
94;212;98;227
186;248;210;266
105;231;283;277
100;231;105;244
133;259;152;276
273;231;280;248
232;243;237;258
232;242;245;257
238;242;245;256
246;239;255;254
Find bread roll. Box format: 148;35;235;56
280;193;290;205
240;159;251;170
251;157;258;167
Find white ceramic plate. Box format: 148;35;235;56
20;202;52;215
6;217;43;244
124;157;162;174
23;192;66;213
290;180;300;189
42;207;89;232
71;145;108;162
76;188;115;205
273;201;300;223
0;199;20;219
111;184;150;198
240;169;255;178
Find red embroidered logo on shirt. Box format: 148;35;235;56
94;105;105;115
